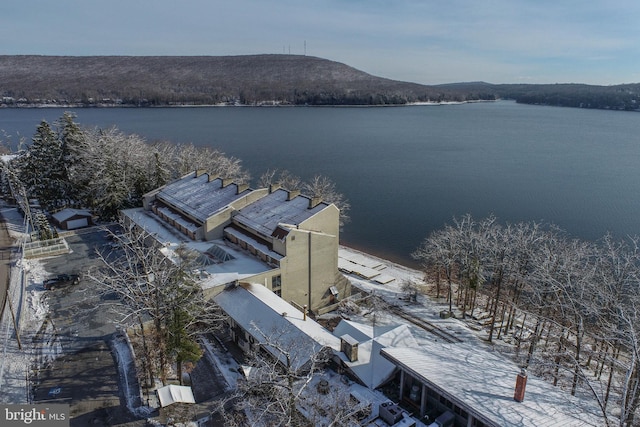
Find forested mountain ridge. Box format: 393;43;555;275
0;55;490;107
437;81;640;111
2;54;636;109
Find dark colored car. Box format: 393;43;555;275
43;274;80;290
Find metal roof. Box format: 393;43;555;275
381;346;603;427
157;172;251;223
233;189;329;237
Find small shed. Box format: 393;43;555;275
51;208;93;230
156;384;196;407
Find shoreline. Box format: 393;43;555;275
0;99;498;109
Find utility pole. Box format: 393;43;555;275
6;290;21;350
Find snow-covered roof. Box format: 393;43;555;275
156;172;251;223
156;384;195;407
233;189;329;238
121;208;274;291
334;320;418;389
214;283;341;371
51;208;92;222
338;250;396;283
381;346;603;427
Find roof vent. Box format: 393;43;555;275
340;334;359;362
308;196;323;209
269;184;280;193
236;183;249;194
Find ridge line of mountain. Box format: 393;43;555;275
0;55;637;110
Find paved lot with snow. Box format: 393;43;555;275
32;227;145;426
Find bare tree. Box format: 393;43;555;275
413;225;459;315
86;224;224;388
219;323;341;427
304;174;351;226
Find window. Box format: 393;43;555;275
272;275;282;291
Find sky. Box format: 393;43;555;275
2;0;640;86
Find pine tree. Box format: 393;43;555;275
18;120;65;209
56;112;89;207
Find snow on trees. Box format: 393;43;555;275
9;113;251;221
413;215;640;426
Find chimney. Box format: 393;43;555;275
287;189;300;201
340;334;359;362
514;368;528;402
303;304;308;321
308;196;323;209
236;183;249;194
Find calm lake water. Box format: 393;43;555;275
2;101;640;267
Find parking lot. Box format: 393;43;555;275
32;225;146;426
30;224;232;426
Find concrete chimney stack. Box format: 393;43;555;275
514;368;528;402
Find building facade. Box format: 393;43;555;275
137;170;350;314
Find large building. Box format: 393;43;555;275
127;170;350;314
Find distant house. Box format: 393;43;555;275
51;208;93;230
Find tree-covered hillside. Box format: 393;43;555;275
437;82;640;111
0;55;488;107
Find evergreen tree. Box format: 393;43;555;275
56;112;90;206
18;120;65;210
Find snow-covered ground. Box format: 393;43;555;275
0;205;55;404
0;202;603;425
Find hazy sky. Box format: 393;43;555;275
3;0;639;85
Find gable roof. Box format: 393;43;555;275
51;208;92;222
233;189;329;238
381;345;603;427
156;172;251;223
334;320;418;389
213;283;340;371
156;384;195;407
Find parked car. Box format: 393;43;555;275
43;274;80;290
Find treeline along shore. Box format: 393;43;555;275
1;54;639;110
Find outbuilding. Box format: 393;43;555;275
51;208;93;230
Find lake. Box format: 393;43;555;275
2;101;640;267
